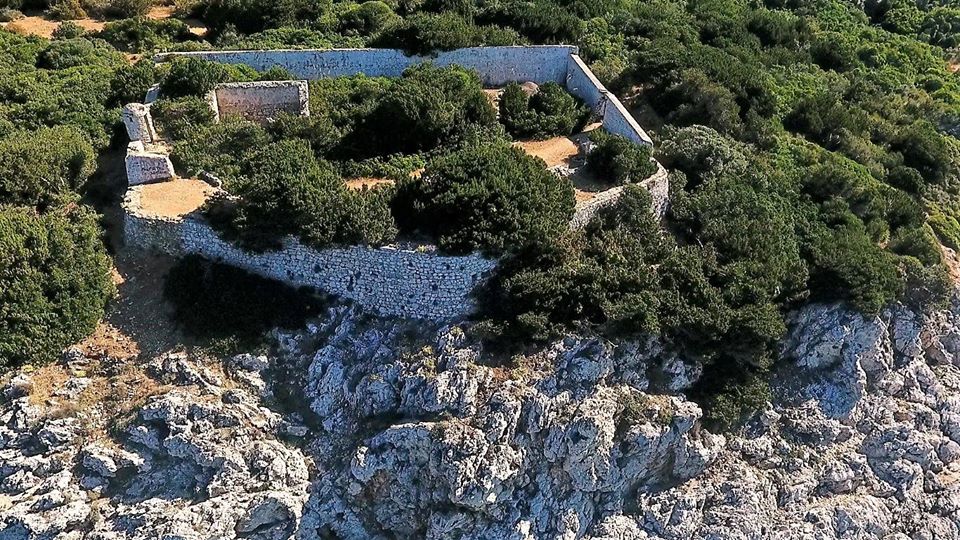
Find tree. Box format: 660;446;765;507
0;126;96;207
498;81;590;139
395;142;574;254
159;57;230;98
586;130;657;185
0;204;114;370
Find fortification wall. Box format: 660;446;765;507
565;54;606;109
155;46;651;144
157;46;575;86
569;163;669;229
123;189;496;321
212;80;310;122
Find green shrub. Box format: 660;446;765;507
163;254;326;351
476;0;583;43
498;81;590;139
53;21;85;39
0;8;24;21
208;139;397;250
37;38;119;70
104;0;153;18
97;17;194;53
151;96;215;140
373;12;521;55
0;126;96;207
110;59;159;105
172;118;271;180
0;204;114;371
338;0;398;36
159;56;229;98
395;142;574;254
586;130;657;185
48;0;86;20
349;64;497;156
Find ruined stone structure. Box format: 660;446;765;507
209;80;310;123
124;141;175;186
122;187;496;320
156;46;653;145
120;46;666;320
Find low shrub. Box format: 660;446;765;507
586;130;657;185
0;204;114;371
48;0;86;20
97;17;195;53
159;56;229;98
395;141;574;254
372;12;521;55
151;96;215;140
53;20;86;39
0;126;96;207
498;81;590;139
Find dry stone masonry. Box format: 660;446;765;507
122;188;496;320
120;46;666;320
209;80;310;123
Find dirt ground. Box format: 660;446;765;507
1;5;206;39
136;178;216;218
345;177;396;190
514;136;580;168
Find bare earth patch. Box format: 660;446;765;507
514;136;580;168
136;178;216;218
1;6;206;39
345;177;395;190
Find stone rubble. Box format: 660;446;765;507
1;295;960;538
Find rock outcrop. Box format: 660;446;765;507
2;295;960;539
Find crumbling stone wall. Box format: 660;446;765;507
210;80;310;123
569;162;669;229
123;187;496;321
125;142;175;185
122;103;158;143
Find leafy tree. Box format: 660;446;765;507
0;126;95;207
338;1;398;36
0;204;113;370
395;142;574;254
586;130;657;185
172;118;271;179
373;12;521;54
151;96;216;140
159;56;230;98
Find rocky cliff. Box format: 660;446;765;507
2;295;959;539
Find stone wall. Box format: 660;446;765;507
123;188;496;321
156;46;576;87
211;80;310;122
122;103;157;143
569;162;669;229
125;142;175;185
155;46;651;144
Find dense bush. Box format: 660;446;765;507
498;81;590;139
0;204;114;370
372;12;521;54
97;17;195;52
207;139;397;250
164;255;326;350
109;58;159;105
151;95;215;140
159;56;229;98
348;63;497;156
586;130;656;185
172;118;271;179
395;142;574;254
0;126;96;207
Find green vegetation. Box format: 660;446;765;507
498;81;590;139
3;0;960;429
394;142;574;254
0;204;114;370
586;130;657;185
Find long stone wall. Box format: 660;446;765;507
155;46;651;145
122;189;496;321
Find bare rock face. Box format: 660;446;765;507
3;294;960;539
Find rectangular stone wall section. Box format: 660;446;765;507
212;80;310;123
125;142;175;186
